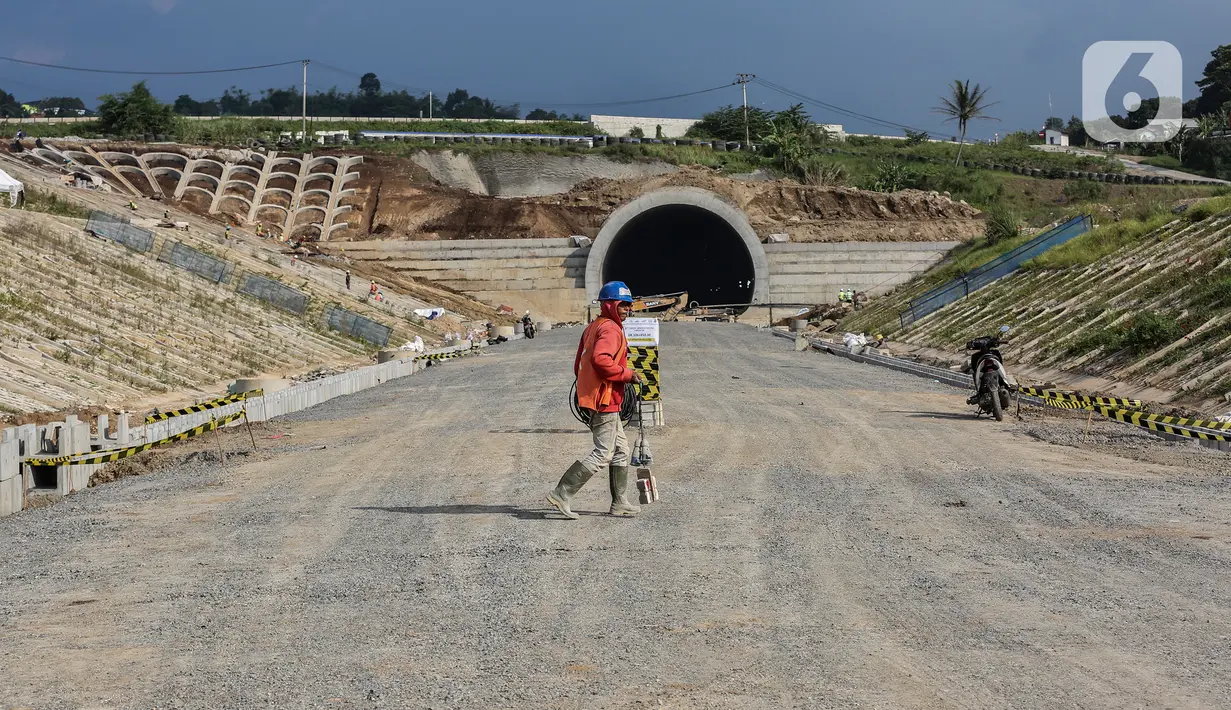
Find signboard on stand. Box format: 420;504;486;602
624;318;663;424
623;318;659;347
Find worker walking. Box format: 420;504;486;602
548;281;646;520
345;270;352;290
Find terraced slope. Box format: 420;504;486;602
0;210;370;414
850;201;1231;405
0;157;502;416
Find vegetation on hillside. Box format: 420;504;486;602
2;188;91;219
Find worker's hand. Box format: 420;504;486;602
634;371;648;385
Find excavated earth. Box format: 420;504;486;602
339;154;985;243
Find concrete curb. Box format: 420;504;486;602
0;341;485;517
771;329;1230;451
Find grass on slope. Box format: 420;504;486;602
1027;195;1231;270
0;188;91;219
840;230;1045;337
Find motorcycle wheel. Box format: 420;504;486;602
991;386;1004;421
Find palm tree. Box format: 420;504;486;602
933;80;999;165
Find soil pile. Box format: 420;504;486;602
347;157;984;243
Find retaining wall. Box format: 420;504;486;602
765;241;959;304
344;238;591;318
345;237;960;320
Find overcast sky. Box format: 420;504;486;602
1;0;1228;138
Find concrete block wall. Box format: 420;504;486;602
345;238;591;318
0;431;20;517
343;237;962;319
765;241;960;304
0;342;478;517
588;115;700;139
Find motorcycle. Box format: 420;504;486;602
965;325;1013;421
522;317;536;339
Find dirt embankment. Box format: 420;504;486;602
343;157;984;243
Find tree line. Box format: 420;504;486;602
170;73;583;121
2;72;580;121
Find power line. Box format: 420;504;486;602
294;66;735;111
756;77;925;133
523;82;734;109
754;77;943;136
312;62;432;95
0;56;304;76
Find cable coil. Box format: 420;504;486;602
570;380;640;426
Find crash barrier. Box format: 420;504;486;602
28;411;247;467
775;329;1231;450
899;215;1093;328
324;305;393;348
237;274;310;315
0;341;482;517
145;390;261;424
158;239;235;284
819;147;1215;186
86;211;154;253
355;131;757;152
628;347;661;401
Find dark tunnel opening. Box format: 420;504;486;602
600;204;755;308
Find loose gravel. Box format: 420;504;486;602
1;323;1228;709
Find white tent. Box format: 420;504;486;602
0;168;22;207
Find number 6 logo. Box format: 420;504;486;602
1083;41;1183;143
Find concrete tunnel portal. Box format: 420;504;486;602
586;188;771;309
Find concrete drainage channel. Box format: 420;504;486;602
771;329;1231;451
0;341;485;518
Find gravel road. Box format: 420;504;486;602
2;323;1228;709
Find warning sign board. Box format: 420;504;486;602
623;318;659;347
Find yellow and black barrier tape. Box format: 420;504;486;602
1035;397;1094;411
1095;406;1229;441
629;347;660;401
1022;386;1231;431
1018;386;1143;410
30;411;247;467
146;390;261;424
416;349;478;362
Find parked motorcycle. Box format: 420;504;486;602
965;325;1013;421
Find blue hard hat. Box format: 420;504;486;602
598;280;634;303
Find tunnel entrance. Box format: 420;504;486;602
600;204;755;307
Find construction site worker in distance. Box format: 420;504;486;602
548;281;646;520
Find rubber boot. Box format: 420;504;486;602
608;464;640;517
547;461;593;520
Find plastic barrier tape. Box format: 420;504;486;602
1098;403;1231;438
416;350;478;362
1018;386;1143;410
628;347;660;401
146;390;262;424
1036;397;1094;410
30;411;247;467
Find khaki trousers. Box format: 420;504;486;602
580;410;630;474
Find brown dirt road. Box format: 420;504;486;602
1;324;1228;708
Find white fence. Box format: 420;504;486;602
0;342;479;517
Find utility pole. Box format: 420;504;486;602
735;74;756;148
428;91;432;119
301;60;309;146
